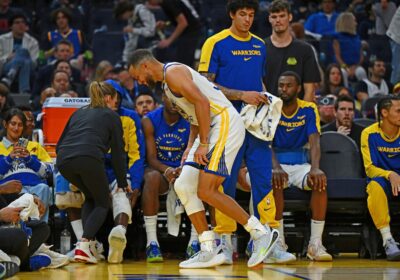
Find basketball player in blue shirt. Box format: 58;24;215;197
198;0;287;264
361;96;400;261
272;71;332;262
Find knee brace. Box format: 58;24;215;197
174;165;204;216
112;191;132;224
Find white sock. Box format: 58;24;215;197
199;230;215;252
71;219;83;240
380;226;393;246
144;215;158;247
114;224;127;235
244;215;267;240
310;219;325;243
277;219;285;244
188;224;198;244
221;233;232;247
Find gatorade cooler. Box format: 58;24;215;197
42;97;90;145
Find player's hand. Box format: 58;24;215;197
158;39;172;49
241;91;269;106
181;147;191;165
164;167;179;184
123;25;133;33
272;167;289;189
0;207;22;223
389;172;400;196
307;168;327;192
0;180;22;194
337;126;350;135
33;196;45;217
238;167;251;192
194;145;209;166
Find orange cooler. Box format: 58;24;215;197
42;97;90;145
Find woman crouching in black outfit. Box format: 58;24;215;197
56;81;131;264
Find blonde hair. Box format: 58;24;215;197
335;12;357;35
89;81;117;108
93;60;113;82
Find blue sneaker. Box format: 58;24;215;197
29;254;51;271
186;240;201;258
146;241;163;263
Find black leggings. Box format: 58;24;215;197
58;156;110;240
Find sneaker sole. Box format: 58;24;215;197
264;256;296;264
306;253;333;262
179;252;226;269
387;252;400;261
74;255;97;264
47;257;70;269
108;231;127;264
0;261;19;278
248;229;279;268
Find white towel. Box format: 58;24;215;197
8;193;40;221
166;185;184;237
240;92;282;141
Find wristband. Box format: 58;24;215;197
163;167;173;177
199;142;209;147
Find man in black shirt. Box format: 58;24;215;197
264;0;320;102
322;95;364;148
148;0;201;67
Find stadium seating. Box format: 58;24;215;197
92;31;125;65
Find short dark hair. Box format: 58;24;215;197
55;39;73;50
279;71;301;85
128;49;156;69
226;0;259;15
377;95;400;125
17;105;33;112
268;0;291;14
334;94;355;111
8;13;27;27
369;56;385;68
51;8;72;25
3;108;26;129
134;92;156;105
114;1;134;19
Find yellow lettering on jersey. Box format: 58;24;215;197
279;119;306;128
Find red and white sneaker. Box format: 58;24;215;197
74;241;98;264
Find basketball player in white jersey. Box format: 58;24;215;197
128;49;278;269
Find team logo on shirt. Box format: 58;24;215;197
178;128;186;133
287;57;297;66
297;115;306;120
286;128;296;132
253;44;262;48
244;57;252;61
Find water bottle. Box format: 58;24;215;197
60;228;71;254
232;233;239;261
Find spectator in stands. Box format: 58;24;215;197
114;1;156;63
319;63;345;96
265;0;321;102
0;0;22;34
387;6;400;85
134;92;157;117
141;92;199;262
92;60;114;82
148;0;202;67
0;108;53;222
54;60;84;96
361;96;400;261
39;87;56;107
272;71;332;262
318;94;337;126
372;0;397;63
18;105;35;140
44;7;88;59
56;82;129;264
51;70;70;97
322;95;364;147
355;58;391;102
0;13;38;94
31;39;81;105
0;83;13;130
304;0;339;41
333;12;367;88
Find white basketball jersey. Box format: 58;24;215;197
162;63;232;125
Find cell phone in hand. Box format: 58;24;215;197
17;138;29;149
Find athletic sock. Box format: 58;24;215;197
144;215;158;247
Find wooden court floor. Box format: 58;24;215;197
13;256;400;280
